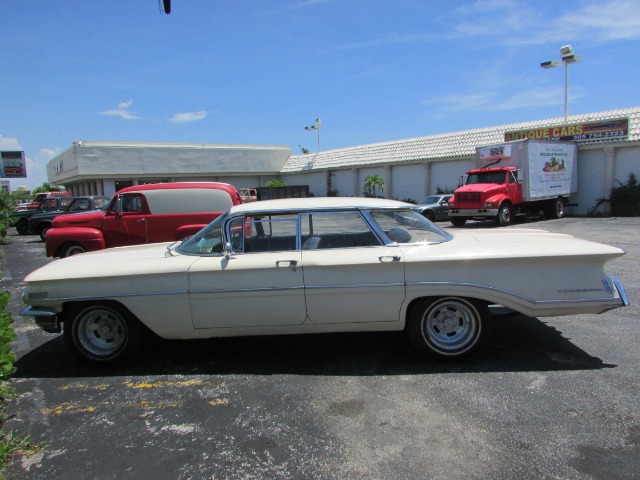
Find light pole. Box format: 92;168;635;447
305;118;321;153
541;44;581;123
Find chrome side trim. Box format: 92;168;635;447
611;275;630;306
406;280;626;306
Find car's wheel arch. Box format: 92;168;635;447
404;295;492;359
61;300;155;363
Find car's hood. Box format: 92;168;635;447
456;183;502;193
52;210;104;228
24;242;197;283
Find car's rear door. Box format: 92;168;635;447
300;211;405;325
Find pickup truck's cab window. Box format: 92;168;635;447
112;195;144;213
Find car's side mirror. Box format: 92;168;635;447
224;242;233;260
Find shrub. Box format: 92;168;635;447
610;173;640;216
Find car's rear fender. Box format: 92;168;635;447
45;227;106;257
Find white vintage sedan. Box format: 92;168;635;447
20;197;629;364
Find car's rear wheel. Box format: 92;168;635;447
422;210;435;222
64;302;144;363
59;243;86;258
450;217;467;227
407;297;490;359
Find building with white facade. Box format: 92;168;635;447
47;106;640;215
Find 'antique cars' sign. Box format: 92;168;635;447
505;119;628;142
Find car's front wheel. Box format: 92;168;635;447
450;217;467;227
59;243;86;258
407;297;490;359
64;302;144;363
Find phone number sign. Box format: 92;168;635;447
505;118;629;142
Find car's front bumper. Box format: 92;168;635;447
449;208;498;217
19;306;61;333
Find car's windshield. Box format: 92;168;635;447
369;209;452;244
176;213;228;255
418;196;440;205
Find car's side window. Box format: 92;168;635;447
113;195;144;214
300;212;380;249
230;214;298;253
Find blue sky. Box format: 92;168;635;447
2;0;640;190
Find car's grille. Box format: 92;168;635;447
457;192;481;204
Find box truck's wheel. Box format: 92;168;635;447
546;198;565;219
496;203;513;226
451;217;467;227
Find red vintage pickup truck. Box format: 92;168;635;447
45;182;242;258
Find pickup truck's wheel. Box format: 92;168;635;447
495;203;513;226
38;223;52;241
64;302;144;363
450;217;467;227
407;297;490;359
59;243;86;258
15;219;30;235
546;198;565;219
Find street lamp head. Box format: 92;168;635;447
560;44;573;56
562;54;582;64
541;60;562;69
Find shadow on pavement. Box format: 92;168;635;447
14;311;614;379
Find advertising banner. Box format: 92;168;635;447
1;151;27;178
505;119;628;142
528;142;577;197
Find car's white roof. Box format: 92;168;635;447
230;196;412;215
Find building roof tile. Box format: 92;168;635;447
282;106;640;173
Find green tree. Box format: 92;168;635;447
32;183;64;194
363;174;384;197
298;145;310;154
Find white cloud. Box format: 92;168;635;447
168;111;208;124
99;99;139;120
0;135;21;150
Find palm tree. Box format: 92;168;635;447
363;174;385;197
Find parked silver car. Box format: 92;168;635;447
413;194;453;221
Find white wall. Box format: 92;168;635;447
614;145;640;184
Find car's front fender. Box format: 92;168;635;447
45;227;106;258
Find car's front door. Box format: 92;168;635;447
300;212;405;325
189;214;307;328
102;194;149;247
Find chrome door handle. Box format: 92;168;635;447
379;256;400;262
276;260;298;267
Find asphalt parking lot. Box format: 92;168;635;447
2;216;639;480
